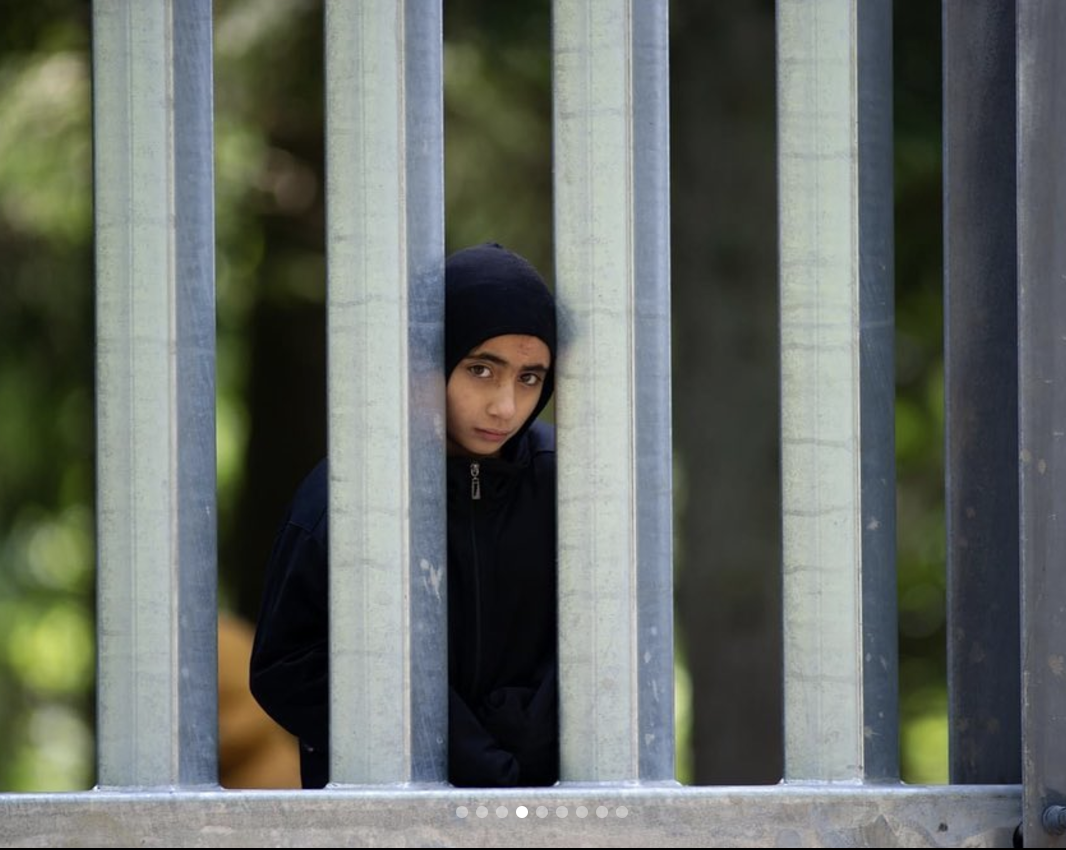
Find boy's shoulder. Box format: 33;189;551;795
287;457;329;533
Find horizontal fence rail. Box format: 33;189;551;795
0;785;1023;848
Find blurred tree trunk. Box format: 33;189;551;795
670;0;782;784
225;294;326;621
219;5;327;622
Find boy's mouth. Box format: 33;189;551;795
475;428;511;443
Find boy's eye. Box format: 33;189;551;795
520;373;542;387
468;364;491;378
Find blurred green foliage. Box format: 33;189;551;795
894;0;948;784
0;0;950;790
0;1;94;790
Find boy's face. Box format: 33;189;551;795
446;333;551;457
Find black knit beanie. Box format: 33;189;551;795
445;243;557;425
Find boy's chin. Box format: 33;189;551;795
445;435;503;460
446;436;499;458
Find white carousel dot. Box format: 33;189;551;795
455;806;468;818
536;806;549;818
556;806;568;818
576;805;588;818
476;806;488;818
616;806;629;818
516;805;528;818
496;806;508;818
597;805;608;818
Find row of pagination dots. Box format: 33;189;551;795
456;805;629;819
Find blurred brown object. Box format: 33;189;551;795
218;612;301;788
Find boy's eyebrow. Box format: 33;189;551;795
464;350;549;373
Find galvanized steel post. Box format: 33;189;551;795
552;0;675;783
776;0;899;782
323;0;447;785
92;0;218;787
943;0;1020;786
1017;3;1066;845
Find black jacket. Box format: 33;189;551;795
249;421;558;788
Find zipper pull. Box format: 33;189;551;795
470;461;481;500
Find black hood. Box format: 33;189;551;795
445;243;557;451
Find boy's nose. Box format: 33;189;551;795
488;384;516;419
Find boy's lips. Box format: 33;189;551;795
475;428;511;442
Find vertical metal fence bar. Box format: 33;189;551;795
942;0;1020;786
93;0;217;787
553;0;675;782
854;0;898;784
631;0;675;784
324;0;447;785
1017;3;1066;845
777;0;898;782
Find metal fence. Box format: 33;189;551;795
2;0;1063;846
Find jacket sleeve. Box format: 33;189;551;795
448;686;521;787
249;515;330;751
450;664;559;787
476;663;559;786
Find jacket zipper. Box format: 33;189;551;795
469;461;482;697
